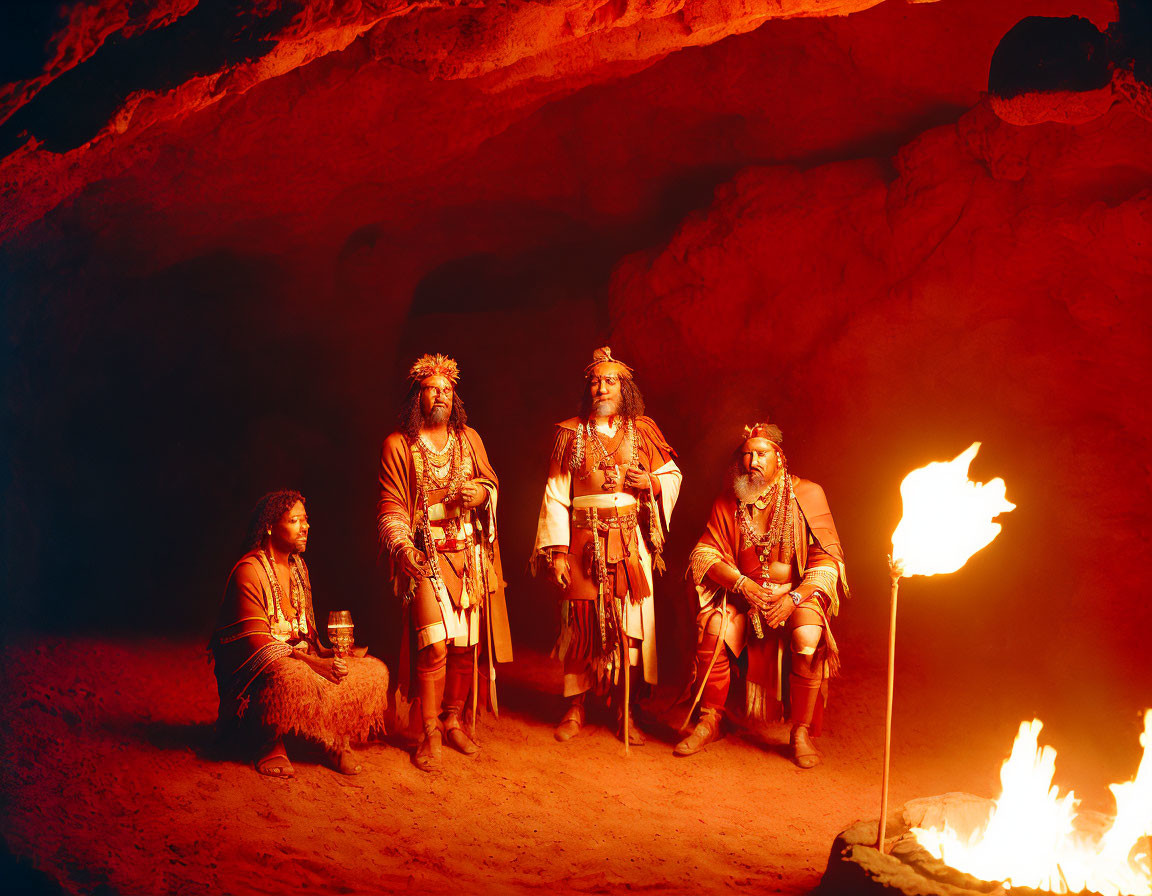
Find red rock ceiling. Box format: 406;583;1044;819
3;0;1150;731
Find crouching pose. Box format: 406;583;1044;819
212;490;390;777
676;423;848;768
376;354;513;772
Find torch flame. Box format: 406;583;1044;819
913;711;1152;896
891;442;1015;578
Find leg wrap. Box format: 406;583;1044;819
628;662;645;710
788;672;822;728
442;645;474;716
696;624;730;712
416;642;447;732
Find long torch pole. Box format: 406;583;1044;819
876;567;902;852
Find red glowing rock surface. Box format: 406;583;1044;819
3;0;1151;892
2;0;899;237
611;96;1152;682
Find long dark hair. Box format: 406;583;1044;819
245;490;305;551
579;376;645;420
399;382;468;438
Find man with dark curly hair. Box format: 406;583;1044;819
533;347;682;746
377;354;513;772
211;490;390;777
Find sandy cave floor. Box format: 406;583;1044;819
0;637;1089;896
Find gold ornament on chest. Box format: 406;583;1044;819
572;417;637;478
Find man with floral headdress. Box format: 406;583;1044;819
377;354;512;771
674;422;848;768
533;346;682;745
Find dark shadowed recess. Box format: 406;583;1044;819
0;0;302;157
2;248;317;637
0;6;62;86
989;15;1111;97
1115;0;1152;82
989;3;1152;98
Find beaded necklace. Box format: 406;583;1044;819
573;417;636;474
257;548;307;640
412;430;482;605
418;430;455;463
736;467;796;570
415;430;465;498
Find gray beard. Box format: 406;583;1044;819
732;470;768;504
425;405;450;426
591;398;620;418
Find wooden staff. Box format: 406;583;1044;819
876;563;903;852
471;642;479;740
617;597;631;757
483;562;499;718
680;596;728;731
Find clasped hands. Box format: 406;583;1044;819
735;576;795;628
601;465;652;493
292;642;354;684
454;481;487;509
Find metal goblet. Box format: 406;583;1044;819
327;610;354;658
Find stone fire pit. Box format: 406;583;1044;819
819;793;1116;896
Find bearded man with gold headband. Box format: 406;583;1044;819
533;347;682;745
675;423;848;768
376;354;513;772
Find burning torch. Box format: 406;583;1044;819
877;442;1015;852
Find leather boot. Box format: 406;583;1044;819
790;724;820;769
789;672;823;769
674;708;723;757
554;695;585;742
413;721;442;772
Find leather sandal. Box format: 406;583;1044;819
255;742;295;778
331;748;363;775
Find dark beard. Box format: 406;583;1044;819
425;405;449;426
400;385;468;438
730;468;769;504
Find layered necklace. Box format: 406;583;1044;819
737;466;796;570
412;429;481;604
257;549;309;640
415;430;465;498
571;416;636;474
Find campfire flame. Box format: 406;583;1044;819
912;711;1152;895
891;442;1014;577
